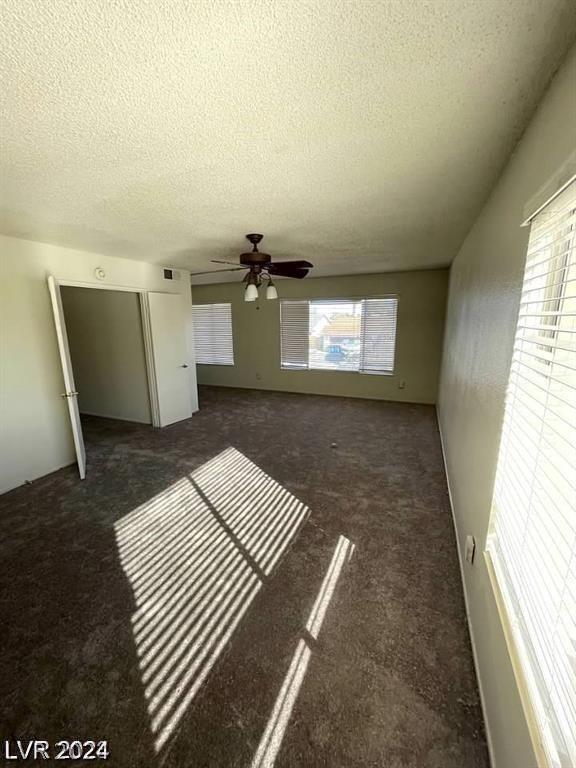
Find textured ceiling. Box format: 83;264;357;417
1;1;575;283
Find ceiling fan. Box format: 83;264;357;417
190;234;314;302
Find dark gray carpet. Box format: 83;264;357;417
0;386;488;768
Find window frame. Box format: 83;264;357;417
280;295;399;376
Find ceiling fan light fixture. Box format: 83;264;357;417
245;283;259;302
266;281;278;300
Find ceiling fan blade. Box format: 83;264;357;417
269;260;313;270
190;267;247;276
267;266;310;279
266;264;310;279
211;259;244;266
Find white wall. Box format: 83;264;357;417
0;236;198;494
61;287;151;423
438;45;576;768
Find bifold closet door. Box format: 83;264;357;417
143;292;193;427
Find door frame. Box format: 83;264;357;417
53;277;163;429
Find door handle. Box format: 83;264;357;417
180;364;189;368
60;391;79;397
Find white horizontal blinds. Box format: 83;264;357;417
360;298;398;373
488;179;576;768
192;303;234;365
280;301;309;369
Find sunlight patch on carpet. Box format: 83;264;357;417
114;447;309;753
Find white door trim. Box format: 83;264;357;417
51;277;162;423
47;277;177;477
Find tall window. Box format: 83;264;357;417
487;179;575;768
192;303;234;365
280;297;398;374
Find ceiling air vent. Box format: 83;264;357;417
163;268;181;281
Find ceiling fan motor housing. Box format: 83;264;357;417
240;251;271;266
240;233;271;266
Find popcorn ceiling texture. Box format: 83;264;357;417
0;0;575;281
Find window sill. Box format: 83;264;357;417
280;366;394;376
484;549;550;768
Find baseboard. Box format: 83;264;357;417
436;407;496;768
1;456;76;496
79;410;151;425
197;382;436;406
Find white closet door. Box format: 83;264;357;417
47;275;86;479
145;292;193;427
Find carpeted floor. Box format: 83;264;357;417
0;386;488;768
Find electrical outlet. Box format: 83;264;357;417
255;372;262;381
398;379;406;389
465;535;476;564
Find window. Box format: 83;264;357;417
487;179;576;768
280;297;398;374
192;303;234;365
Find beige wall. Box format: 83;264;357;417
192;270;448;404
61;287;151;423
438;45;576;768
0;235;197;494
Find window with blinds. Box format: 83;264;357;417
280;297;398;374
192;303;234;365
487;178;576;768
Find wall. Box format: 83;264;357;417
438;45;576;768
0;235;198;495
192;269;448;404
61;287;151;423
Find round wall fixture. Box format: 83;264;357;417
94;267;106;280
